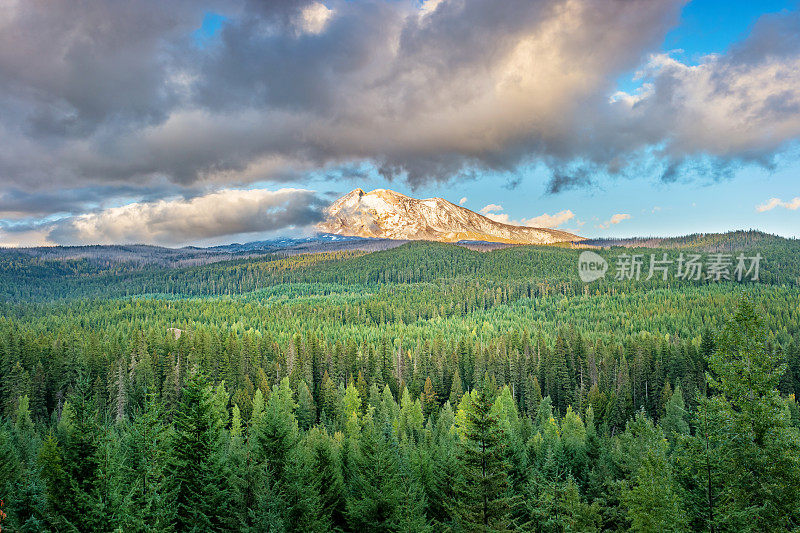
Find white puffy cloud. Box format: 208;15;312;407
480;204;503;214
757;197;800;212
613;51;800;163
479;204;509;224
479;204;574;228
522;210;575;228
597;213;631;229
458;196;467;206
297;2;335;35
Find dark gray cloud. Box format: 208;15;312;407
0;0;685;194
0;0;799;241
546;170;594;195
0;184;205;218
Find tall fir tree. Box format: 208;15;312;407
454;381;514;532
164;371;234;532
694;300;800;531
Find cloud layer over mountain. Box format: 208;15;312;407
1;0;800;243
1;188;325;247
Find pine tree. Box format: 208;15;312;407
253;377;299;484
398;387;424;441
37;431;68;530
251;377;327;531
281;445;328;532
58;377;112;532
297;380;317;431
2;361;30;418
610;357;633;435
305;427;347;530
619;412;686;532
660;384;689;446
120;392;169;531
0;426;21;530
526;375;543;417
422;376;438;421
319;370;339;423
425;402;460;529
454;381;513;532
346;414;403;531
164;371;233;532
449;369;464;406
697;300;800;530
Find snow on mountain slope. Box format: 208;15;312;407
317;189;582;244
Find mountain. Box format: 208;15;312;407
317;188;582;244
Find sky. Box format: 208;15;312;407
0;0;798;247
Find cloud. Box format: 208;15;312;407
522;210;575;228
608;11;800;177
0;228;55;248
0;0;799;220
0;0;683;194
757;197;800;212
757;198;783;212
458;196;467;206
298;2;335;35
4;188;326;247
546;170;594;194
0;184;203;219
479;204;509;224
597;213;631;229
784;198;800;210
479;204;574;228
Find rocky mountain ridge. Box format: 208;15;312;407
317;188;582;244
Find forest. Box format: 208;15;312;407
1;237;799;532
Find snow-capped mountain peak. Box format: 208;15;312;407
318;189;582;244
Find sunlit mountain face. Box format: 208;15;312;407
318;188;582;244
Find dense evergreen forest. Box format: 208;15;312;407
1;238;799;531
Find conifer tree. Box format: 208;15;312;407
37;431;68;530
425;402;460;529
693;300;800;530
58;378;112;532
449;370;464;406
618;412;686;532
297;380;317;431
347;414;403;532
164;371;233;532
253;377;299;483
660;384;689;446
305;427;347;530
422;376;438;421
0;426;21;530
120;392;169;530
454;381;513;532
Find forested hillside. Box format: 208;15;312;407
1;240;799;531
